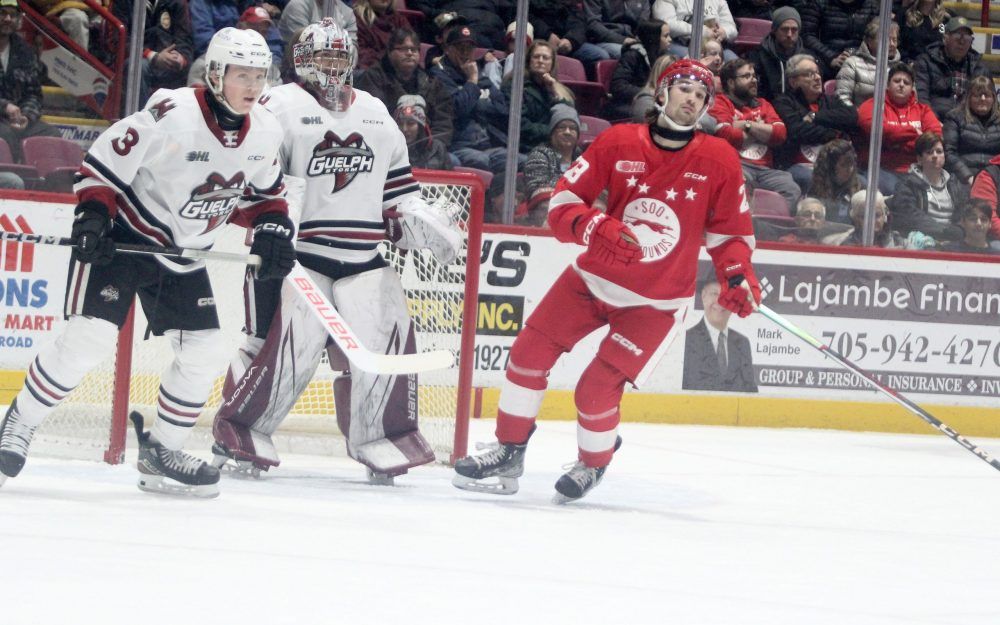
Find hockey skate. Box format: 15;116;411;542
131;412;220;498
0;401;36;485
452;428;534;495
210;417;280;479
552;436;623;504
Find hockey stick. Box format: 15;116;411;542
756;303;1000;473
0;230;253;264
2;230;455;375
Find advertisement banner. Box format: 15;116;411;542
0;201;73;367
474;229;1000;408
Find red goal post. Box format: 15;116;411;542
41;169;484;466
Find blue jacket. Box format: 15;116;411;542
189;0;284;61
427;57;509;152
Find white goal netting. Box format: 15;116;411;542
32;171;483;465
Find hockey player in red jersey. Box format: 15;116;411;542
0;28;295;497
453;59;761;503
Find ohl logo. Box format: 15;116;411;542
0;214;36;272
307;131;374;192
179;172;247;234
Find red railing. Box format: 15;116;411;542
18;0;126;121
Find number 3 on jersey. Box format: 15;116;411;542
563;156;590;184
112;127;140;156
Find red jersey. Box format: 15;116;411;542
709;94;787;168
549;124;755;309
857;91;942;173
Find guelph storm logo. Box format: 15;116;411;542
307;131;374;191
180;172;247;234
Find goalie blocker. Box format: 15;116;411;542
213;263;436;479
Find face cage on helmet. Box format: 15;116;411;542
655;74;713;128
293;37;357;111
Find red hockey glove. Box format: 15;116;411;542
718;262;761;318
581;213;641;267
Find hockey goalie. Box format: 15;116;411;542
211;19;462;483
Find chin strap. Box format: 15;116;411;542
204;89;247;131
649;122;694;144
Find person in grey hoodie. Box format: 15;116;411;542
835;18;900;108
888;131;966;242
747;7;814;102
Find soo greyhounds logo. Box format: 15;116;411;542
179;172;247;234
307;131;374;191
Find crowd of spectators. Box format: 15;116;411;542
7;0;1000;254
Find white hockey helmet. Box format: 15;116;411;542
205;27;272;113
293;18;357;111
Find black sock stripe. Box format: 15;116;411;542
24;383;56;408
158;386;205;409
156;412;197;428
33;360;73;394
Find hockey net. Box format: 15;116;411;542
33;169;483;466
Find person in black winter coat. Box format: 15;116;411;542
942;76;1000;186
430;0;514;50
530;0;609;67
606;18;670;120
797;0;879;78
773;53;857;193
748;6;816;101
888;131;966;242
897;0;952;62
113;0;195;96
730;0;776;20
356;28;455;148
584;0;649;59
913;17;992;120
427;25;510;172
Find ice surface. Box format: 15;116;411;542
1;419;998;625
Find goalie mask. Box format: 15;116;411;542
205;27;272;116
654;59;715;132
293;18;357;112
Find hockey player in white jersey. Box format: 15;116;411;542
211;18;462;483
0;28;296;497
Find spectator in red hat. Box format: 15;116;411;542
186;6;282;87
190;1;285;64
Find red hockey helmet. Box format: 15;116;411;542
654;59;715;130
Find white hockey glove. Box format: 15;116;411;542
384;195;463;265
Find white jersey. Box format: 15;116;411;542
75;87;286;273
260;83;420;268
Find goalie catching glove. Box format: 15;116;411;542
250;212;296;280
384;195;463;265
578;211;641;267
71;199;115;266
718;262;761;318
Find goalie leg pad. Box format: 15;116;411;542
330;266;434;473
214;273;331;466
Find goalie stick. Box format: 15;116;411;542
757;303;1000;474
0;230;456;375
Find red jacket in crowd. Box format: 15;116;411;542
967;154;1000;239
857;91;942;174
709;94;787;169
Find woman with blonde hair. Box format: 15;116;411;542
354;0;411;69
942;75;1000;185
502;40;576;153
630;54;677;121
835;18;900;108
900;0;951;61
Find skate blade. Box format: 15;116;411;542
214;455;264;480
137;474;220;499
551;491;582;505
451;473;519;495
0;474;6;488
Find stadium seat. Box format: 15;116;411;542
556;55;587;82
594;59;617;93
22;136;84;193
824;79;837;97
751;188;790;216
579;115;611;146
420;42;432;67
453;166;494;190
0;138;38;184
733;18;771;55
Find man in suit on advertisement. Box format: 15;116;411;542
683;276;758;392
